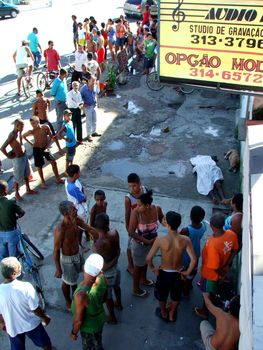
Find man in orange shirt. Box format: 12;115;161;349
194;212;238;319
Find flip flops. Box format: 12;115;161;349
133;289;149;298
155;307;169;322
142;279;155;287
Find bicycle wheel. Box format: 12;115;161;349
22;234;44;260
37;72;47;91
146;72;164;91
180;85;194;94
32;268;46;310
22;77;31;98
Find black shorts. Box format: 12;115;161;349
33;147;55;168
155;270;183;302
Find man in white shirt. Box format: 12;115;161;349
67;81;83;143
0;257;52;350
13;40;35;96
71;45;87;86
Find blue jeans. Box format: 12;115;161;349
0;229;20;261
32;51;42;68
55;100;67;132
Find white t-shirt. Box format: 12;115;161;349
87;60;99;76
75;51;87;72
0;279;40;337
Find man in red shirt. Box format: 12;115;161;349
194;212;238;319
43;41;60;72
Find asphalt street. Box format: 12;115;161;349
0;1;241;350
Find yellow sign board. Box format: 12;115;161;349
159;0;263;91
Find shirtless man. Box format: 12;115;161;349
23;116;64;189
201;293;240;350
93;213;122;324
53;201;96;310
146;211;197;322
1;119;37;201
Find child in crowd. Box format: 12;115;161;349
90;190;107;227
57;109;77;172
180;206;206;295
65;164;90;247
125;173;147;275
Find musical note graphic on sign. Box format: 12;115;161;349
172;0;185;32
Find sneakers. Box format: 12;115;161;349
91;132;101;137
86;136;93;142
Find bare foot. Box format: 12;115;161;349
56;178;65;185
15;195;23;201
41;183;48;189
107;315;117;324
59;150;65;156
114;301;123;310
212;197;219;205
26;189;38;195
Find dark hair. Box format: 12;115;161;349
101;22;105;28
232;193;243;212
87;52;93;60
229;295;240;319
166;211;181;230
139;190;153;206
84;18;89;22
59;201;74;216
210;212;226;229
78;22;82;26
190;206;205;224
48;40;53;45
66;164;80;177
36;89;43;95
127;173;140;184
108;18;113;23
94;190;106;199
95;213;109;231
97;30;101;36
0;180;8;196
33;27;37;31
115;19;121;23
60;68;67;75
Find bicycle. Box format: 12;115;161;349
146;69;194;94
36;65;74;91
21;66;34;98
17;228;46;310
36;69;59;91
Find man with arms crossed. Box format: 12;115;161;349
1;118;37;201
146;211;197;322
53;201;95;310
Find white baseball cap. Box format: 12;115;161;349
84;254;104;277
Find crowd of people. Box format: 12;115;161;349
0;5;243;350
0;164;243;349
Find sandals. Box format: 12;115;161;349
133;289;149;298
142;279;155;287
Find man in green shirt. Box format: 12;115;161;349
0;180;25;261
70;253;107;350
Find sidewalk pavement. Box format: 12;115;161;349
1;188;212;350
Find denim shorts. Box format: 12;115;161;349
0;228;20;261
9;323;51;350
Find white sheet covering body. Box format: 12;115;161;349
190;155;224;196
